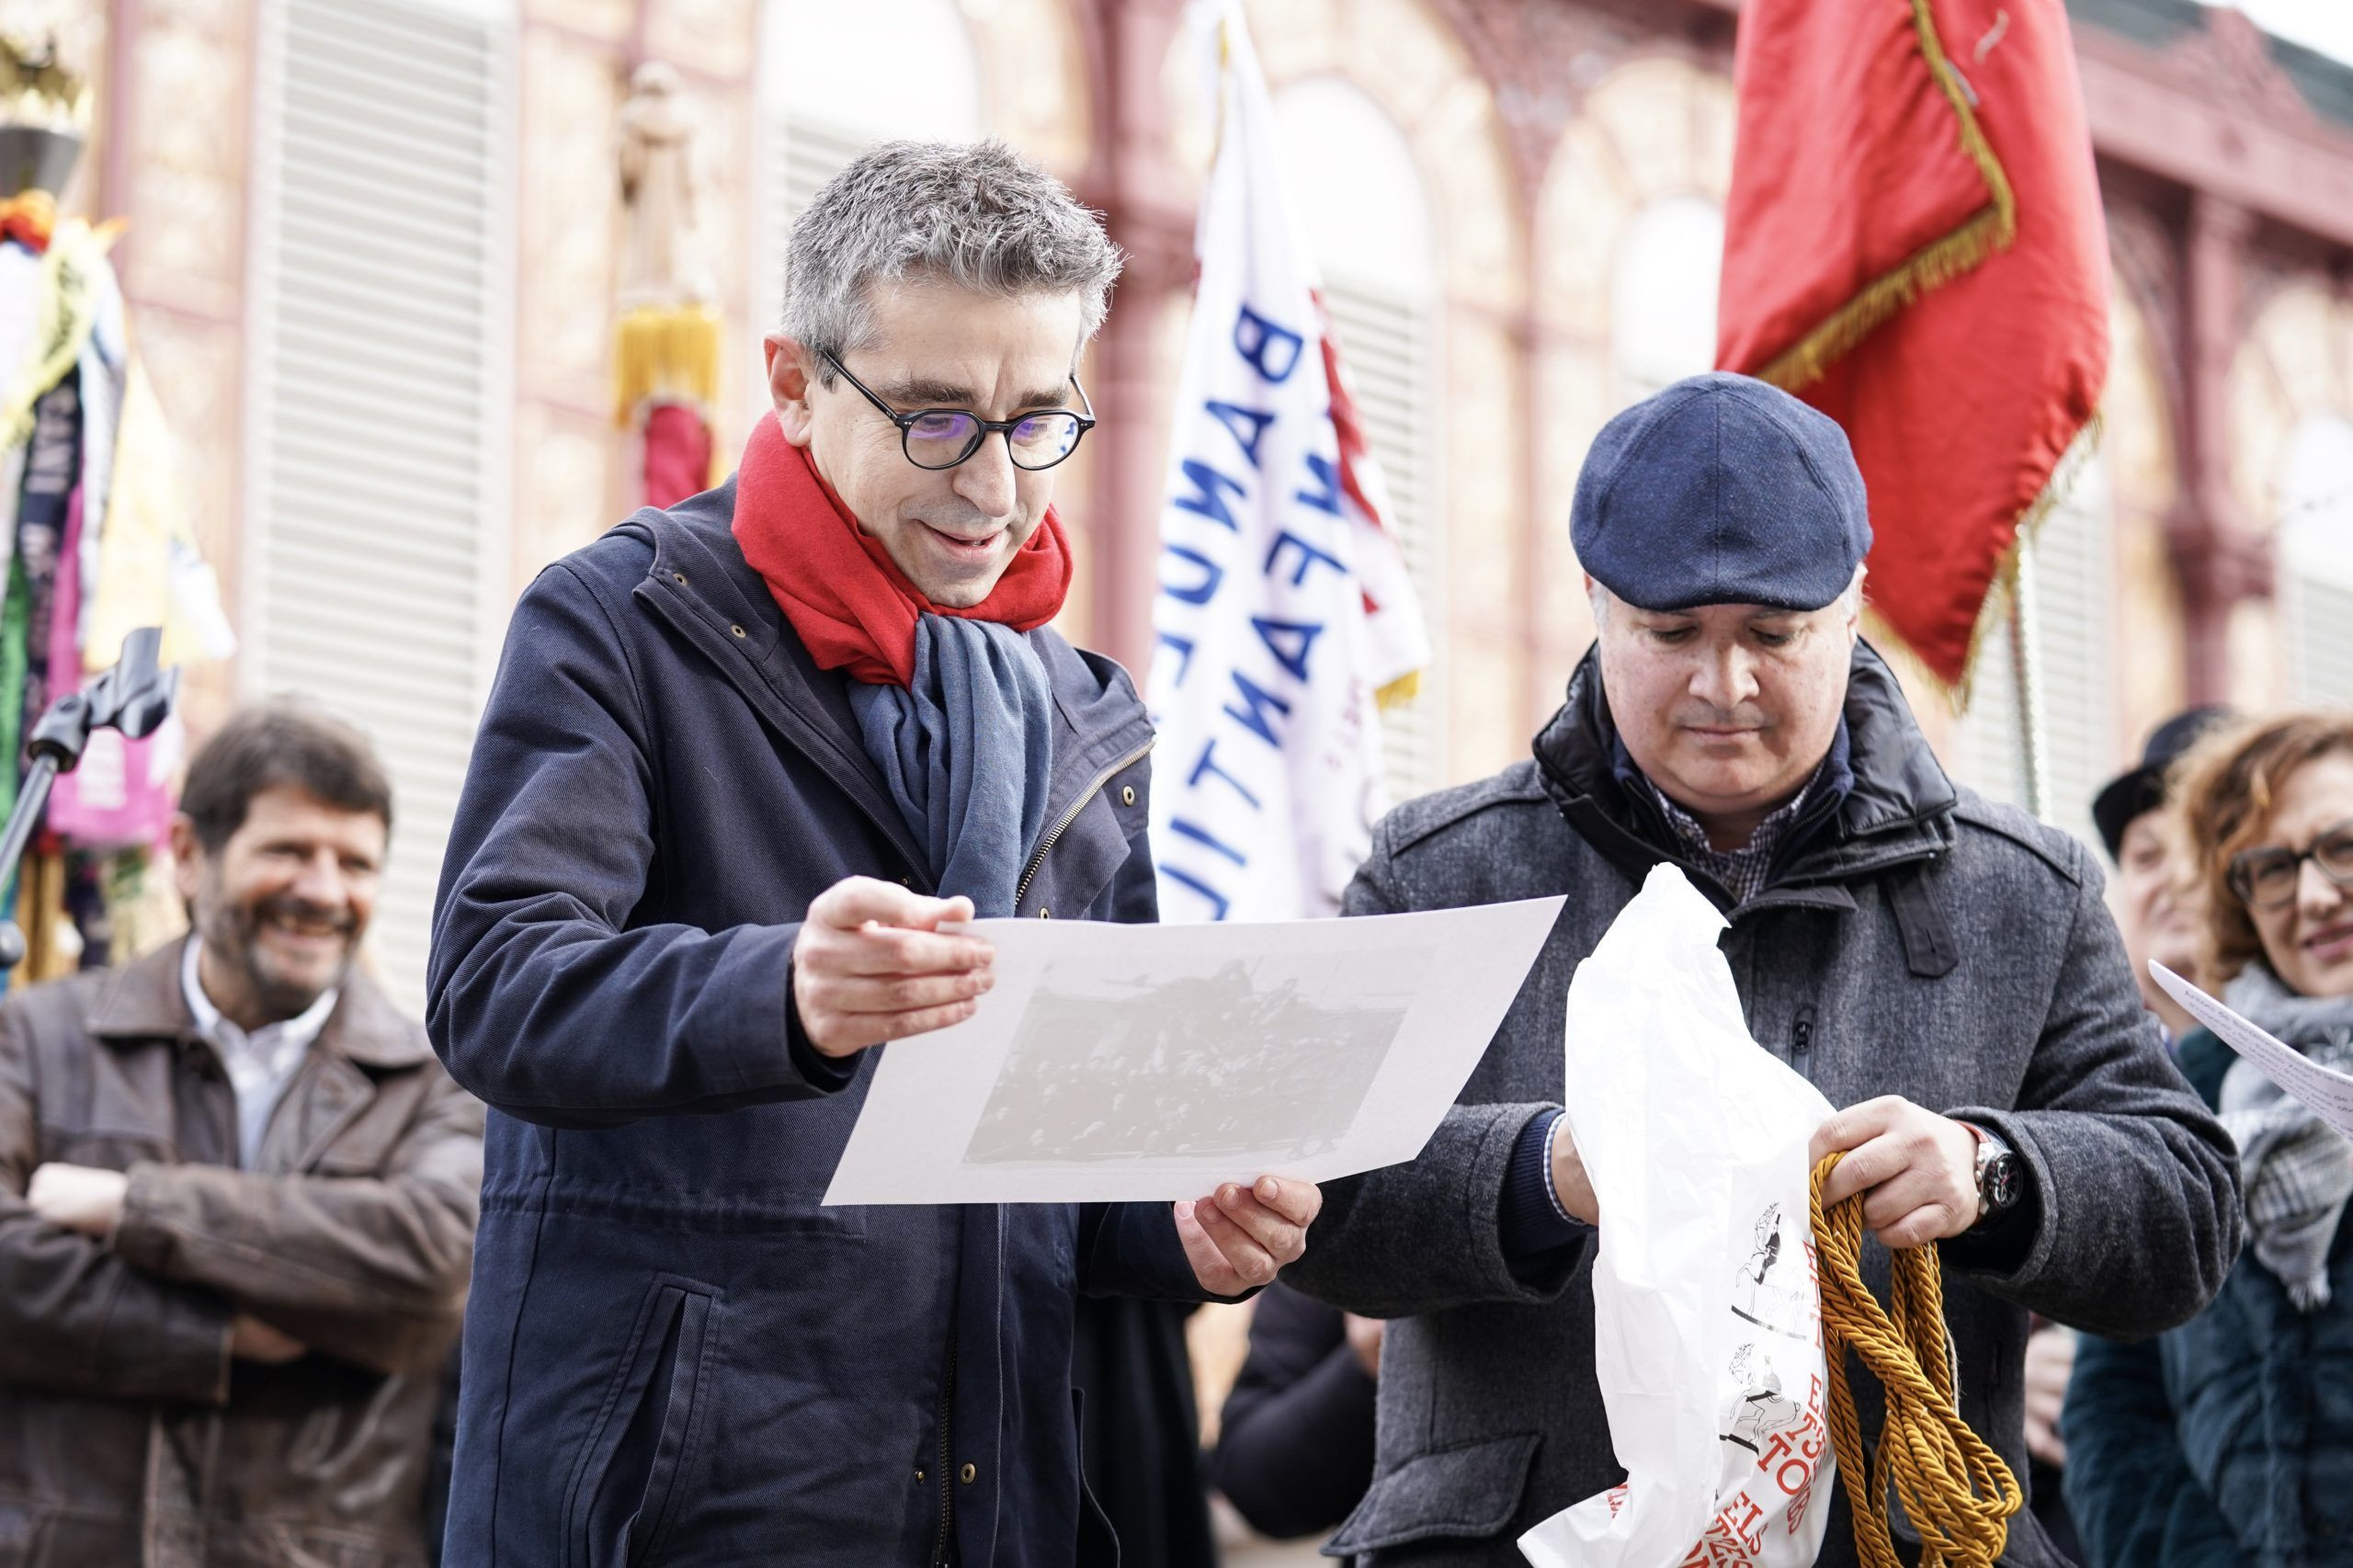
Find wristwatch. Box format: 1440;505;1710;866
1962;1122;2023;1222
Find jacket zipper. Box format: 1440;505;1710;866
1013;737;1155;913
931;1336;957;1567
1790;1004;1817;1080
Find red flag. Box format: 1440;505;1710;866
1716;0;2108;690
642;401;714;510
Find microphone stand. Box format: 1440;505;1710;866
0;626;176;971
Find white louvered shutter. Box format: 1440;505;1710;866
1955;453;2114;852
246;0;515;1011
2278;416;2353;707
2288;573;2353;705
1323;279;1446;804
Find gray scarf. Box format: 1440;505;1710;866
2218;962;2353;1312
847;614;1056;919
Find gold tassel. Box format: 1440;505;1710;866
1375;671;1422;710
613;303;721;425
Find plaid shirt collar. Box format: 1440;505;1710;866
1611;722;1852;904
1645;772;1821;904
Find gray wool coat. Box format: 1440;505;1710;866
1281;643;2243;1568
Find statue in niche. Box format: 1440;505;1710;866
616;60;713;311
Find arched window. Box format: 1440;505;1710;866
1269;76;1446;802
2277;413;2353;703
1955;442;2117;851
245;0;517;1007
753;0;982;360
1611;195;1724;403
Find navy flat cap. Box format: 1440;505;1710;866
1572;371;1872;612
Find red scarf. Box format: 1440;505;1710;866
732;413;1072;687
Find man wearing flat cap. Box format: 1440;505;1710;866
1280;372;2243;1567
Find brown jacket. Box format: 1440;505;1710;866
0;938;483;1567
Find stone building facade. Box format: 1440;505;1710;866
37;0;2353;1000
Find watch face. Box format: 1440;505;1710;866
1984;1151;2022;1211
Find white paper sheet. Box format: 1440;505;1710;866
2151;961;2353;1141
822;896;1566;1205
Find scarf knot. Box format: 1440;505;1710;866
732;413;1064;912
731;412;1070;687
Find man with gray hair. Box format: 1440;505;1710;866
1278;371;2242;1565
430;140;1319;1565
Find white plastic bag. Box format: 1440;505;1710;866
1520;865;1838;1568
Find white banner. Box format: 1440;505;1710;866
1145;0;1430;924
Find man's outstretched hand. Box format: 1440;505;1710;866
1176;1176;1322;1296
792;878;995;1058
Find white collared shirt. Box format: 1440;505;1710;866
181;938;339;1169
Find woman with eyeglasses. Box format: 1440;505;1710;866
2063;710;2353;1567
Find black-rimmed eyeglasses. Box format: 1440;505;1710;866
822;350;1096;472
2229;817;2353;911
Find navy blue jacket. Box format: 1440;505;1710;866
2063;1028;2353;1568
427;481;1199;1567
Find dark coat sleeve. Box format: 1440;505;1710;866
1942;852;2243;1338
0;1000;233;1405
108;1069;483;1377
427;561;843;1126
1209;1284;1377;1540
2061;1330;2244;1567
1276;826;1586;1317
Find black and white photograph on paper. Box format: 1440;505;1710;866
962;952;1415;1165
820;896;1566;1205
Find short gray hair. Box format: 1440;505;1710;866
783;140;1123;381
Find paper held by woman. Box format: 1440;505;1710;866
2151;961;2353;1142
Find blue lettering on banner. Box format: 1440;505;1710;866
1233;304;1305;384
1171;459;1248;532
1169;818;1249;867
1222;669;1292;747
1250;617;1324;682
1160;543;1225;605
1161;865;1233;922
1150;298;1385;920
1295;451;1343;515
1155;631;1196;687
1206;401;1277;468
1188;737;1262;810
1265;529;1346;588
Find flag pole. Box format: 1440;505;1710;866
2008;531;2052;823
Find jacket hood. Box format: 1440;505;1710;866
1532;639;1956;895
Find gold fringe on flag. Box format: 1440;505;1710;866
613;302;721;425
1755;0;2018;396
1862;411;2107;715
1743;0;2108;710
1942;409;2105;714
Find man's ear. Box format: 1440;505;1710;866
167;814;202;907
765;334;820;448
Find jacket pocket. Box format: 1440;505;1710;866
1323;1433;1540;1555
562;1275;722;1568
